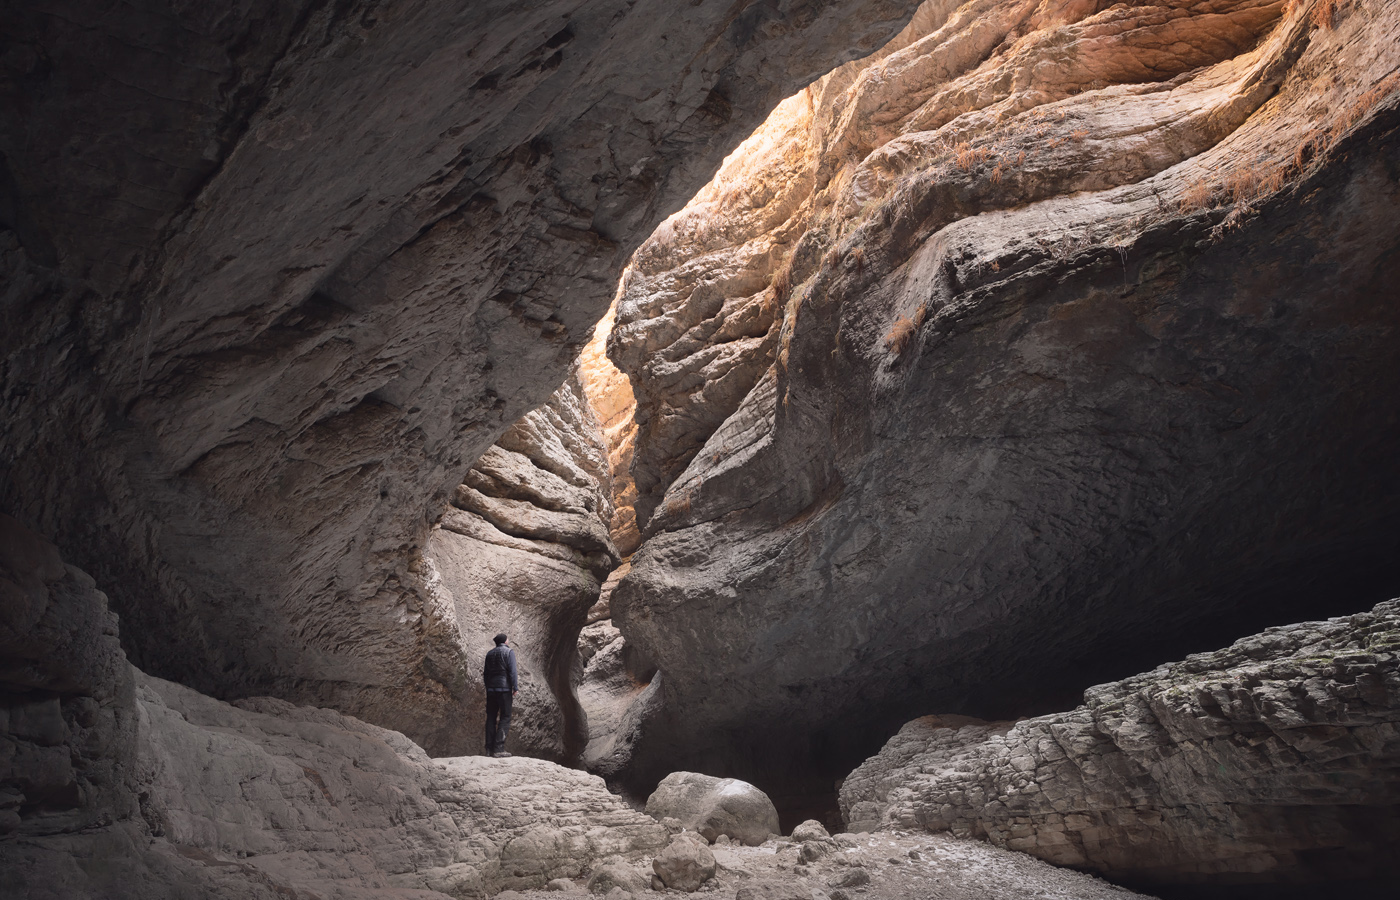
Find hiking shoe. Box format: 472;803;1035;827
492;751;512;758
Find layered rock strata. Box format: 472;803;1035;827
839;598;1400;886
426;365;616;760
1;514;668;898
607;0;1400;800
0;0;920;753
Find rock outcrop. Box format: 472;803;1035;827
0;0;921;754
1;514;668;898
427;364;616;760
606;0;1400;801
839;598;1400;887
644;771;782;846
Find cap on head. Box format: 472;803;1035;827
494;633;508;645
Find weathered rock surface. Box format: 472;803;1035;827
427;364;616;760
1;515;669;897
644;771;781;846
575;617;658;775
0;0;921;754
840;598;1400;886
608;0;1400;804
650;831;718;891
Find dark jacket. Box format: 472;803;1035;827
483;644;518;693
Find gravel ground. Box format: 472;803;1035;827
497;830;1156;900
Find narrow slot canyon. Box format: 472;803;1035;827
3;1;1400;898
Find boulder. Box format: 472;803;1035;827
644;772;780;846
651;832;717;892
586;862;649;895
790;819;831;843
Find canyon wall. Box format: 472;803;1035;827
606;0;1400;796
0;0;922;753
426;364;617;760
839;598;1400;886
0;513;668;898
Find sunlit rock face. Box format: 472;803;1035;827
0;0;921;754
607;0;1400;803
840;598;1400;886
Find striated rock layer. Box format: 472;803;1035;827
0;0;921;754
1;514;667;898
839;598;1400;887
425;364;616;761
607;0;1400;800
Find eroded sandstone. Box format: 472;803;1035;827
1;514;668;898
839;598;1400;886
0;0;922;754
606;0;1400;804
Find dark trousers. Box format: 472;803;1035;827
485;690;513;753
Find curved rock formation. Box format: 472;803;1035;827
607;0;1400;800
839;598;1400;887
1;514;668;897
426;364;616;760
0;0;921;754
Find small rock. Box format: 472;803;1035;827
828;867;870;888
886;856;903;865
800;841;830;862
496;893;527;900
906;849;921;861
603;888;630;900
652;832;717;892
790;819;831;842
794;865;810;876
587;863;649;895
661;816;685;835
830;891;851;900
547;878;574;891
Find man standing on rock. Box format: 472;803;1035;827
483;633;518;757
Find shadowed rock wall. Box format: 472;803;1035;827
0;0;921;754
606;0;1400;800
839;598;1400;886
0;513;668;898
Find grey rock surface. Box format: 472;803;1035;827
607;0;1400;800
1;515;669;897
585;862;650;895
0;0;920;755
650;831;717;891
645;771;781;846
840;598;1400;885
427;365;616;760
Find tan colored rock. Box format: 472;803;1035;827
840;599;1400;886
607;0;1400;813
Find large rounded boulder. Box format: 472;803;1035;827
644;772;780;846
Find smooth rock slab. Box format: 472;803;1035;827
644;771;780;846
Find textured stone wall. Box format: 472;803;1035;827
839;598;1400;886
0;0;921;754
426;365;617;759
1;514;667;898
606;0;1400;794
